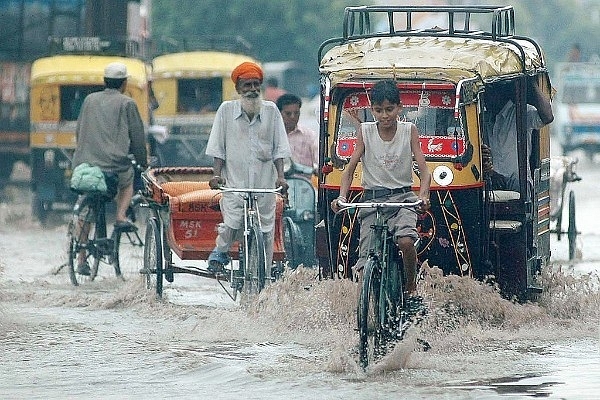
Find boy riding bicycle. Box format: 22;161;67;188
330;79;431;299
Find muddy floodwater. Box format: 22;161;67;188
1;155;599;399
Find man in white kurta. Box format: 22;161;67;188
205;62;291;273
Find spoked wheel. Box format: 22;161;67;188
113;224;145;280
358;258;383;369
143;217;163;298
67;200;100;286
567;190;577;261
243;225;266;297
283;216;304;270
383;245;405;338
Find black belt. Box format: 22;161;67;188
362;187;411;200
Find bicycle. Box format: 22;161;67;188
212;186;283;298
65;167;145;286
336;198;422;369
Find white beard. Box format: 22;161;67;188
240;93;262;116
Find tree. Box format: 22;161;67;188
151;1;600;90
151;0;361;75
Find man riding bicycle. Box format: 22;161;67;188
71;62;147;275
205;61;291;274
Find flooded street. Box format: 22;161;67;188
1;153;599;400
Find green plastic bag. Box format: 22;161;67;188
70;163;108;193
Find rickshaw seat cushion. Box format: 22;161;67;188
161;181;211;197
170;189;222;212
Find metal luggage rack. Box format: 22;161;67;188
152;35;253;56
319;5;542;72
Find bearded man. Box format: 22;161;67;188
205;61;291;273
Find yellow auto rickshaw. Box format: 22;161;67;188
150;46;259;167
30;46;150;222
317;5;553;301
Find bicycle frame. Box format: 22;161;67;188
337;198;421;368
67;188;144;286
68;192;116;285
218;186;282;296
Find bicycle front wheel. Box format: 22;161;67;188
358;258;383;369
67;199;100;286
143;217;163;297
243;225;266;296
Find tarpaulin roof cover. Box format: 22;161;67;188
320;35;545;86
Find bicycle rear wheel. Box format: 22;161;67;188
67;199;100;286
567;190;577;261
243;225;266;296
383;243;405;337
358;258;383;369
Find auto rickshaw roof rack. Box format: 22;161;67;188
319;5;544;75
152;35;253;57
48;36;145;59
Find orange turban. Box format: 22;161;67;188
231;62;263;83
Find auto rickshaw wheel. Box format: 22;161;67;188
32;194;51;224
283;216;304;270
567;190;577;261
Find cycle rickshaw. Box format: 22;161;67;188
316;5;555;302
549;156;582;262
29;36;151;223
140;166;287;300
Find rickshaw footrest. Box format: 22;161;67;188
489;220;522;233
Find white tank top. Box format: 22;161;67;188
361;121;414;189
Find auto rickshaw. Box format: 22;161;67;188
149;39;260;167
29;37;151;222
316;5;553;301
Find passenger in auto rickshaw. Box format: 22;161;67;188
482;79;554;191
330;79;431;298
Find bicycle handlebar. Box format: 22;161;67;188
336;199;423;213
217;186;283;195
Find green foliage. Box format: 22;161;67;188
151;0;600;87
152;0;360;71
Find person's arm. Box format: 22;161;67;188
331;129;364;212
273;158;288;193
126;101;148;168
311;129;320;172
529;80;554;125
209;157;226;189
410;124;431;211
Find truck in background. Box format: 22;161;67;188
552;62;600;159
0;61;30;187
